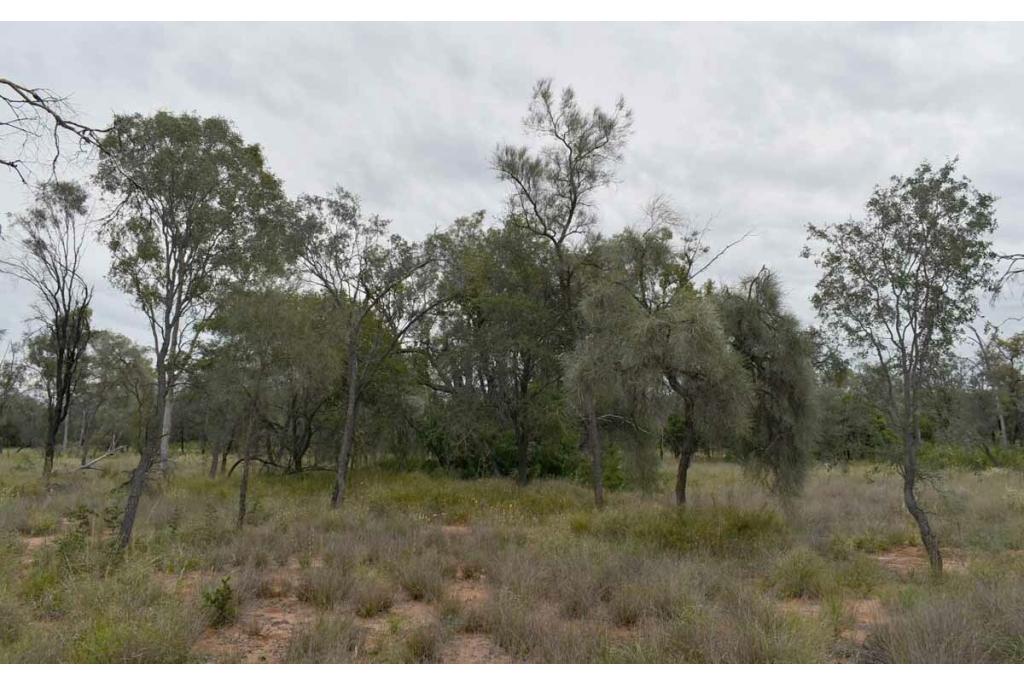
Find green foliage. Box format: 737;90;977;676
201;576;236;627
718;270;818;497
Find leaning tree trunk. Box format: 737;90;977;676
330;346;360;509
584;393;604;509
902;425;943;574
675;450;693;506
117;369;168;550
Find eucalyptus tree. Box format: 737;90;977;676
296;187;445;508
717;269;817;499
95;111;291;548
803;159;997;574
1;181;93;478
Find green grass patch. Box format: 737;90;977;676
569;505;786;556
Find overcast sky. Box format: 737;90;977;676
2;22;1023;349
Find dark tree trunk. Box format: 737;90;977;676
675;450;692;506
43;405;59;479
515;422;530;486
331;345;360;509
42;439;56;480
78;406;89;466
902;428;943;574
674;406;698;507
585;395;604;509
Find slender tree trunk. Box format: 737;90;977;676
331;346;360;509
208;442;221;479
62;415;69;454
675;451;693;506
43;406;59;479
674;406;698;507
237;414;257;528
902;420;942;574
219;443;229;476
159;390;173;469
118;369;167;550
996;405;1009;449
78;406;88;466
585;394;604;509
43;439;56;480
515;421;530;486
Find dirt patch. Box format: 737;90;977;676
193;596;317;663
777;597;888;647
17;532;61;568
843;598;886;645
872;546;967;576
449;576;491;606
778;598;821;619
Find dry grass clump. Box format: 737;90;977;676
295;565;354;608
285;614;365;663
351;569;396;618
861;572;1024;663
392;548;447;602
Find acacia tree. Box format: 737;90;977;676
717;269;817;499
296;188;444;508
95;112;289;548
803;159;997;574
1;181;93;478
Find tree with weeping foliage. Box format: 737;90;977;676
803;158;997;574
567;200;750;506
717;268;817;499
1;181;93;478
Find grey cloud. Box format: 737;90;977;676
1;22;1022;350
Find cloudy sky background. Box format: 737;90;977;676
2;22;1023;351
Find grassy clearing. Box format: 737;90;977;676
1;449;1023;662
